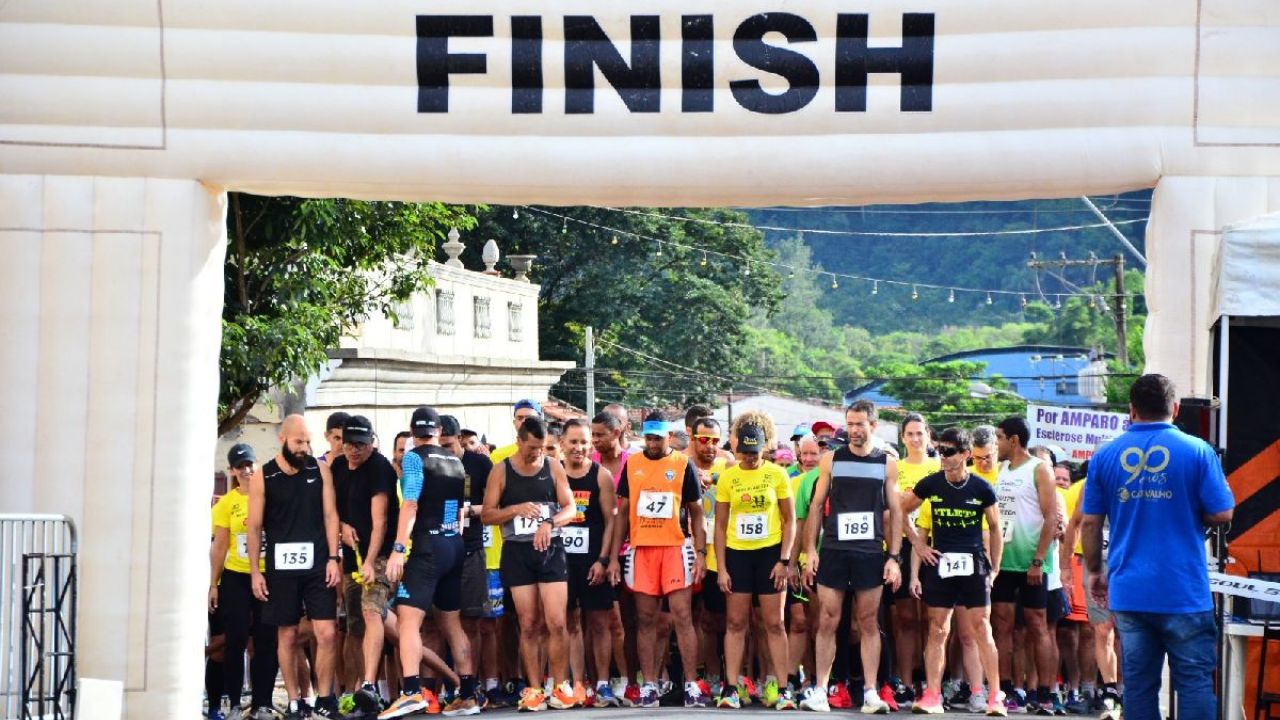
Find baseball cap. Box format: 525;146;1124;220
227;443;256;468
342;415;374;444
440;414;461;437
811;420;837;435
326;411;352;432
513;399;543;416
790;423;812;440
410;406;441;438
737;425;766;454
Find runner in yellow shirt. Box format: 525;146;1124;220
889;413;940;707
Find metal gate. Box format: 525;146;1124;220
0;515;77;720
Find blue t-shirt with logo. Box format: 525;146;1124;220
1082;422;1233;613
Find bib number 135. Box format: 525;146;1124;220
274;542;314;571
837;512;873;541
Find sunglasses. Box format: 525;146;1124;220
970;453;995;463
693;434;722;445
936;445;963;458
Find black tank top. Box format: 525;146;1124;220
409;444;466;540
822;446;888;554
566;463;605;561
499;458;559;543
263;457;327;574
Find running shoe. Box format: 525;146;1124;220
1034;699;1056;715
250;707;276;720
911;688;944;715
518;687;548;712
969;688;989;714
637;683;660;709
742;677;760;705
1052;694;1068;716
285;699;312;719
717;693;741;709
697;679;713;700
610;678;629;704
1011;688;1029;712
949;681;972;709
442;697;480;717
574;682;588;707
338;693;356;717
776;688;798;710
548;681;579;710
764;678;781;708
891;679;916;710
623;683;641;708
799;686;830;712
1065;690;1089;715
595;684;620;708
355;683;384;715
209;710;227;720
685;681;709;708
986;691;1009;717
1099;691;1123;720
379;693;427;720
878;684;900;712
827;683;853;709
311;698;342;719
861;687;891;715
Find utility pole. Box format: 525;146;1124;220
1026;255;1130;367
584;325;595;418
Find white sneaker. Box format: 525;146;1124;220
799;686;830;712
969;688;988;714
860;689;890;715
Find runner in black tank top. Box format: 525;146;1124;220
797;402;903;714
559;420;621;704
480;416;578;711
245;414;342;719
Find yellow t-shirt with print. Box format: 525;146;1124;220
1064;480;1085;554
715;462;792;551
700;458;729;573
899;458;941;535
211;488;264;574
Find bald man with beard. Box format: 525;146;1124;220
247;414;343;719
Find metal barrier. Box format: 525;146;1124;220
0;515;77;720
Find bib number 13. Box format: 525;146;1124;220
837;512;873;541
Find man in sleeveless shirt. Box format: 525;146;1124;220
381;406;480;718
559;418;621;706
990;416;1060;714
247;414;343;719
481;416;578;712
800;400;903;714
612;410;709;709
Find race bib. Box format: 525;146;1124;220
483;525;494;548
704;516;715;539
908;507;921;528
512;508;548;536
1000;518;1013;543
235;533;248;558
939;552;974;578
637;490;675;519
735;513;768;540
273;542;314;571
562;526;590;554
837;512;873;541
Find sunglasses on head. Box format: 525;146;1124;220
936;445;963;458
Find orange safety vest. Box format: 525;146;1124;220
627;451;691;547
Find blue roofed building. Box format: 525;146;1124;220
844;345;1112;409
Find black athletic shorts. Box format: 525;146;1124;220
991;570;1049;610
701;570;726;614
567;560;616;612
723;544;784;596
263;570;338;626
1046;587;1069;625
396;534;464;612
919;555;991;609
500;539;568;587
816;548;886;593
459;550;488;618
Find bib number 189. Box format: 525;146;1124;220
837;512;873;541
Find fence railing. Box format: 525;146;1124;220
0;515;77;720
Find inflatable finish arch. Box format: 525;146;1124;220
1;1;1278;715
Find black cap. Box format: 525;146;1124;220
737;425;766;453
227;443;256;467
411;406;441;438
326;411;352;432
343;415;374;444
440;414;461;437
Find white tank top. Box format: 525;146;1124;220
995;456;1054;574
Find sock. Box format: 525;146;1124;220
402;675;421;696
1000;679;1014;695
788;674;800;689
597;680;609;691
423;677;438;695
459;675;476;700
864;687;879;702
1037;686;1052;703
485;678;499;691
1081;681;1096;696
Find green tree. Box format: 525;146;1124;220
873;360;1027;428
220;194;475;434
463;206;781;408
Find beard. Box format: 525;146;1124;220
281;442;311;469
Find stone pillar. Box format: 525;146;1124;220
1143;176;1280;395
0;175;227;718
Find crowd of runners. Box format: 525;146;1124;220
206;398;1133;720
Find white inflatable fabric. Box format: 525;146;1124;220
1213;211;1280;321
1;2;1280;717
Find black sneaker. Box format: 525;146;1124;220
311;697;341;719
354;683;384;715
892;679;916;709
284;699;312;719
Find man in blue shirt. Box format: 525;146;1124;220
1082;374;1234;720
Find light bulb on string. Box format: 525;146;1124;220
655;242;663;257
948;288;955;303
831;275;839;290
871;280;879;295
1054;295;1063;309
611;235;619;245
700;251;708;267
986;292;993;305
512;207;519;219
788;267;796;279
1020;294;1028;308
561;217;568;234
911;285;919;301
743;263;751;276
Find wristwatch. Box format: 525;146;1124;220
1031;558;1044;567
328;555;341;563
596;556;610;566
888;553;903;565
392;542;408;554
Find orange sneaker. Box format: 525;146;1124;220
519;687;548;712
573;682;588;707
549;681;580;709
423;689;442;714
